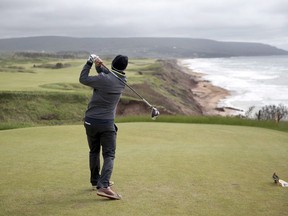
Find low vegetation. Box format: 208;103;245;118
245;104;288;122
33;62;72;69
1;90;288;132
0;91;89;130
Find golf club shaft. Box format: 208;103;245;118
100;63;153;108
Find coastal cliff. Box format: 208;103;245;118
117;59;231;116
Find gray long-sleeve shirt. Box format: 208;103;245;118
79;63;126;120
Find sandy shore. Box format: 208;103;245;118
177;59;236;116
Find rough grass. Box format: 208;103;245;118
1;90;288;132
0;123;287;216
0;91;90;128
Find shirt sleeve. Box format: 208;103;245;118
79;62;105;88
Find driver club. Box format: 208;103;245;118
100;61;160;120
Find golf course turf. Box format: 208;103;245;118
1;123;287;216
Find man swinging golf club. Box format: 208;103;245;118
79;54;128;200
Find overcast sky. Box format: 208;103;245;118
1;0;288;49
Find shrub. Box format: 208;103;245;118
246;104;288;122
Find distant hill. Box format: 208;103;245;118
0;36;287;58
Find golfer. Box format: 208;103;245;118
79;54;128;200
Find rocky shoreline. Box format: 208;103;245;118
177;59;239;116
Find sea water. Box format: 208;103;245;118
182;55;288;113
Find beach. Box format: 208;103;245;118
177;59;234;116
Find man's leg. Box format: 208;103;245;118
85;124;101;186
96;125;121;200
97;130;116;189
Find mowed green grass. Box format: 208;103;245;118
0;123;287;216
0;59;83;92
0;58;156;92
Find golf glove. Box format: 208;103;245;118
87;54;99;64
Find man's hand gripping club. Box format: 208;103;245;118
87;54;103;66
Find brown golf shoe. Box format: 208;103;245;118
97;187;122;200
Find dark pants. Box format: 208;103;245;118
84;121;118;188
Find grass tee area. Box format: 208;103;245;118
0;123;287;216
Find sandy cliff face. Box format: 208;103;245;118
117;59;231;116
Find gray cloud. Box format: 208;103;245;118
0;0;287;49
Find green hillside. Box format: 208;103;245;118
0;55;203;130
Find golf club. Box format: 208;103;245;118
99;61;160;120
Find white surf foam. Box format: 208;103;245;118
182;56;288;113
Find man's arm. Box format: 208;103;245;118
79;54;103;86
79;54;109;88
79;62;94;85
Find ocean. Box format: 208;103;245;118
182;55;288;114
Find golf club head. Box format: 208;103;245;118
151;107;160;120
